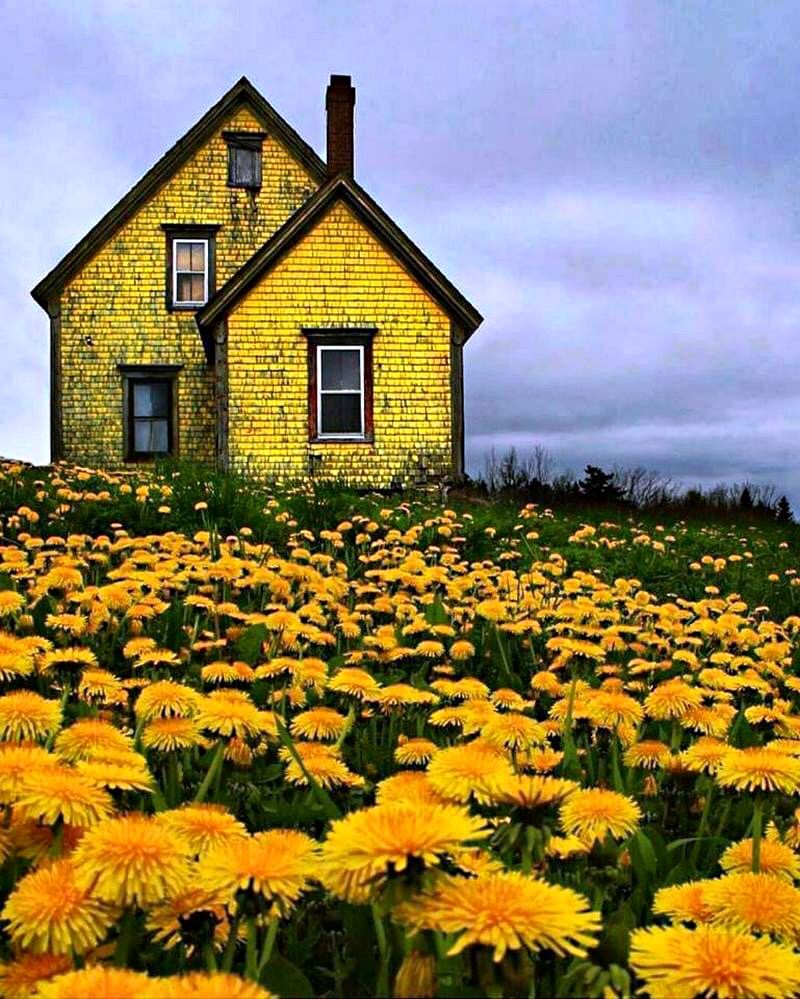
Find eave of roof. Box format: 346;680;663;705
31;77;326;310
195;174;483;359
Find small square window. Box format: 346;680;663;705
173;239;208;306
225;133;264;190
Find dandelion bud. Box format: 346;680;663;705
394;952;437;998
643;775;658;797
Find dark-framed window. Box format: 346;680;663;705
223;131;266;190
119;365;181;460
304;330;375;443
161;224;219;311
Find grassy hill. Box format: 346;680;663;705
0;460;799;997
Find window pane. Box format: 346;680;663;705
190;274;205;302
133;382;169;418
134;419;169;453
189;242;205;271
175;243;192;270
321;393;361;435
231;146;259;186
321;349;360;391
176;273;196;302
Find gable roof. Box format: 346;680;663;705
31;77;326;310
195;174;483;358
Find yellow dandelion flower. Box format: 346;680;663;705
716;746;800;794
76;758;154;792
426;742;514;804
520;747;565;773
328;667;381;699
199;828;318;910
135;681;201;721
55;718;133;762
143;972;275;998
721;837;800;880
545;834;591;860
450;640;476;660
160;804;247;858
482;712;547;751
475;600;508;623
644;679;704;720
142;715;203;752
485;773;579;809
320;801;489;902
394;738;438;766
1;857;114;954
200;660;256;685
0;632;34;680
624;740;672;769
196;690;262;739
652;880;715;924
0;742;57;802
397;871;600;961
0;953;72;999
72;813;192;906
559;788;642;845
630;923;800;999
15;767;114;828
0;690;61;741
35;966;152;999
375;771;447;805
682;736;731;775
290;706;348;741
705;872;800;938
0;591;25;617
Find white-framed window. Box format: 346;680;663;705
316;344;365;438
172;239;208;306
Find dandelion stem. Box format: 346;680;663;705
194;741;225;804
113;908;136;967
257;916;279;974
221;914;241;973
371;903;390;997
752;796;764;873
245;916;259;981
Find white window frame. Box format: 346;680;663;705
172;238;208;307
316;344;365;439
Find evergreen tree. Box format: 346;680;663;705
740;486;754;511
776;495;794;524
578;465;626;504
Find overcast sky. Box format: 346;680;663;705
3;1;800;500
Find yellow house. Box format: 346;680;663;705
32;76;482;487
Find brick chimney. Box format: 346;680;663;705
326;74;355;178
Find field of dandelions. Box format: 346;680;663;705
2;462;800;998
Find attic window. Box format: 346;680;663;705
224;131;266;190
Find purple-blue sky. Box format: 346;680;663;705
3;1;800;499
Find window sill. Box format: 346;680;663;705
125;453;175;462
309;436;374;445
168;303;206;312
